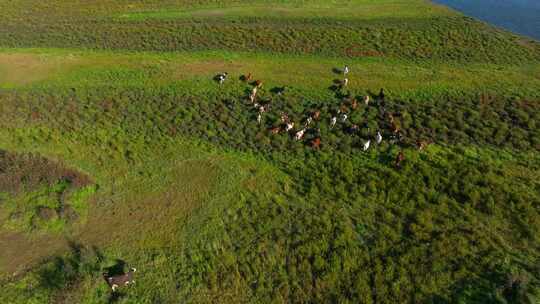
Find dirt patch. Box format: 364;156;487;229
0;231;68;278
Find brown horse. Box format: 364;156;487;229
269;126;281;134
340;103;348;114
351;98;358;110
311;137;321;149
241;73;253;82
253;80;263;88
280;112;290;123
391;121;400;134
395;151;405;168
416;140;431;151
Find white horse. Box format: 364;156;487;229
249;87;258;103
295;128;306;141
363;140;371;151
364;95;370;105
330;117;337;128
285;122;295;132
217;72;228;84
257;113;262;124
376;131;382;144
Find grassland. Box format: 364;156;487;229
0;1;539;303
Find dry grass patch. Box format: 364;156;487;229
0;53;80;87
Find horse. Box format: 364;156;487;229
253;80;263;88
241;73;252;82
269;126;281;134
343;65;350;75
104;268;136;292
311;137;321;149
395;151;405;168
363;140;371;151
305;116;313;127
416;140;431;151
330;117;337;128
285;122;295;132
376;131;383;144
280;112;290;123
295;128;306;141
351;98;358;110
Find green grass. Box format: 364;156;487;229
116;0;454;21
1;1;539;63
1;50;539;100
0;0;539;303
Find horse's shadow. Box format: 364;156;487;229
270;86;286;95
366;89;377;99
212;74;223;83
104;259;126;277
328;85;340;92
334;90;350;100
239;74;250;82
107;291;124;303
332;67;342;75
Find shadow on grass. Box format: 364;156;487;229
37;241;111;299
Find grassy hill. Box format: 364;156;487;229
0;1;539;303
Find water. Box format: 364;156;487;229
433;0;540;41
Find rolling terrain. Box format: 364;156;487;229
0;1;539;303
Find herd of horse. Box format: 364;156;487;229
103;67;433;293
216;66;431;169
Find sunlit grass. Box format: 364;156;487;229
1;49;539;100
